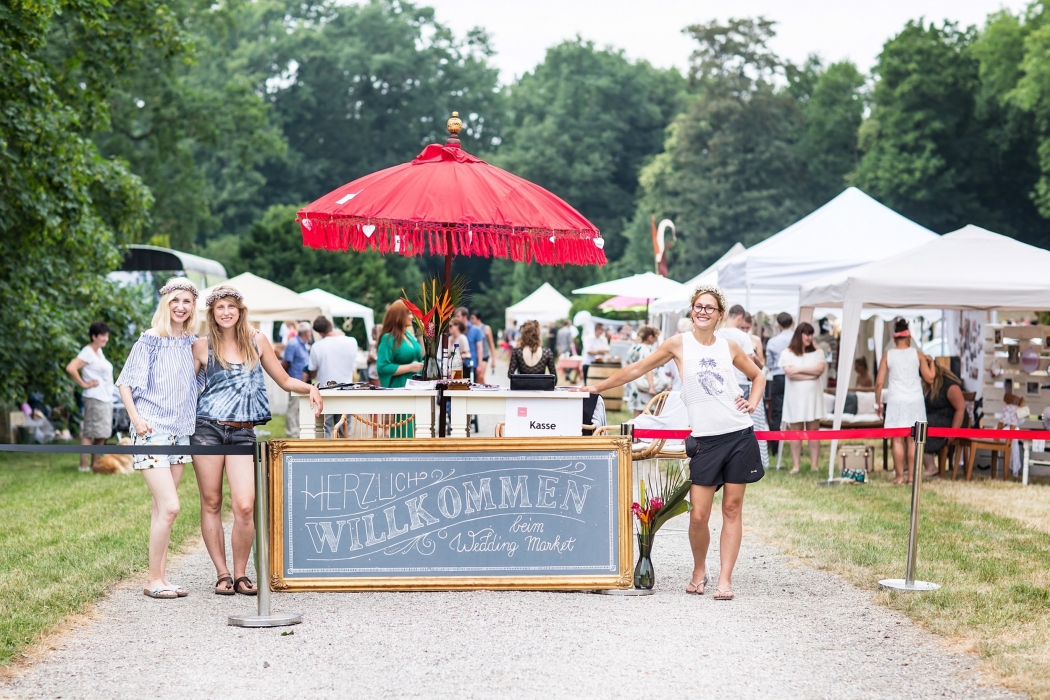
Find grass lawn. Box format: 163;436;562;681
746;446;1050;699
0;451;203;667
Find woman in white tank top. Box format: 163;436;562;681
875;318;935;484
580;285;764;601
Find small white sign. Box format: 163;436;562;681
504;398;582;437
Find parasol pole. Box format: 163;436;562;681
442;112;463;295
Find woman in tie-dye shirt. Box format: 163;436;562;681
190;285;322;596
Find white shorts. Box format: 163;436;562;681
132;432;191;470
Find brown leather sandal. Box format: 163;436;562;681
234;576;257;596
215;574;234;596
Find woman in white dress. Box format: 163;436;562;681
876;318;935;484
779;322;826;473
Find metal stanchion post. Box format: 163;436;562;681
879;421;940;592
229;441;303;627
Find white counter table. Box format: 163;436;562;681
294;389;438;439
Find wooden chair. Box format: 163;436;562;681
961;422;1016;481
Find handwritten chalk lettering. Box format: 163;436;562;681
285;449;619;578
525;535;576;553
437;485;462;519
536;475;559;508
509;515;543;533
499;475;531;509
462;478;498;513
450;528;519;558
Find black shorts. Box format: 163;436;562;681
689;427;765;487
190;417;257;447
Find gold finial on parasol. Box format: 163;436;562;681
446;111;462;146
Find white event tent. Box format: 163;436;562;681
800;225;1050;476
716;188;938;312
572;271;685;300
198;272;328;322
300;288;375;341
505;282;573;328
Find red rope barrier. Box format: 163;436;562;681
631;427;1050;441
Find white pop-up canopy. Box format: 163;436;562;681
300;288;375;341
573;272;685;300
198;272;328;322
717;188;938;310
801;225;1050;476
505;282;573;328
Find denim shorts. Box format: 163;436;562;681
190;417;257;447
133;432;191;470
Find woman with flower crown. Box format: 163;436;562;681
116;278;203;600
580;285;764;601
191;285;322;596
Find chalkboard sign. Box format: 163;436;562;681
269;437;632;591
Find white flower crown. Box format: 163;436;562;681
158;278;199;298
205;287;244;306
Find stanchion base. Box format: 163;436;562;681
595;588;654;596
878;579;941;592
228;611;303;627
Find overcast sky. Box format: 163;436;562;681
423;0;1028;82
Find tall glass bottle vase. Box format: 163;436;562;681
634;533;655;589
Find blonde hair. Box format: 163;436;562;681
151;282;200;337
206;286;259;369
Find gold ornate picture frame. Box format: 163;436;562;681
267;437;633;592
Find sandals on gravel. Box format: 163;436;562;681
173;585;188;597
215;574;235;596
685;574;709;595
234;576;258;596
713;588;735;601
143;585;179;599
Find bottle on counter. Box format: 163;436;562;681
450;344;463;380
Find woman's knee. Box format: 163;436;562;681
689;507;711;527
198;489;223;514
722;498;743;522
157;499;180;523
232;496;255;521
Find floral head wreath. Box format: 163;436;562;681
690;284;728;315
205;286;244;307
158;278;199;298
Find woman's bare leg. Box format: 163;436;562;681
905;437;917;483
141;466;181;590
891;437;906;483
688;484;716;586
807;420;821;470
224;455;256;582
193;455;229;580
788;423;803;472
717;483;747;593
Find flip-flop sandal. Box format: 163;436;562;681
214;574;235;596
713;588;735;601
234;576;258;596
173;585;188;597
143;585;179;599
685;574;709;595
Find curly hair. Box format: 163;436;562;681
518;320;541;351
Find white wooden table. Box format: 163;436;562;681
446;389;586;438
294;389;437;439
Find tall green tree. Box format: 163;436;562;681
473;40;684;325
94;0;288;250
620;18;863;280
1;1;181;404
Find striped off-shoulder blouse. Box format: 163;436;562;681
116;333;200;436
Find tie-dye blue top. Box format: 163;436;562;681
196;347;271;424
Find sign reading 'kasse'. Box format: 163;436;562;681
279;445;625;586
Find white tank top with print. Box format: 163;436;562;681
680;333;754;437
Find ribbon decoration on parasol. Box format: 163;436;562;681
297;112;606;273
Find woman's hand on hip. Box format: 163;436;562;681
735;396;755;413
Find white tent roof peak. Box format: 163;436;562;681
572;272;684;299
198;272;328;323
300;288;375;339
717;187;938;290
505;282;573;328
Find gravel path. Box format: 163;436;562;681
2;514;1017;700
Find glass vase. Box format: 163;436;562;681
633;533;654;589
422;354;441;381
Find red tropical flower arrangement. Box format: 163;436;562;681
401;276;468;380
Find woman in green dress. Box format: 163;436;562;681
376;300;424;436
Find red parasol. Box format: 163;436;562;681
297;113;606;285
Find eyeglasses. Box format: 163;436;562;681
692;305;719;316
